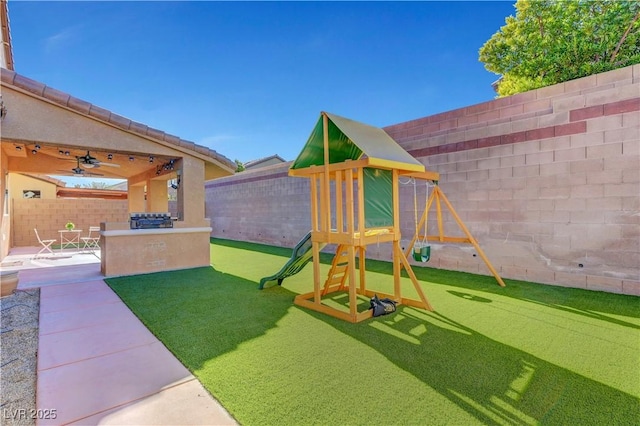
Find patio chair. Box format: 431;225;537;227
81;226;101;253
34;228;56;256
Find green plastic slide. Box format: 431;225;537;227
259;231;324;289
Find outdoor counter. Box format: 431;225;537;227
100;222;212;277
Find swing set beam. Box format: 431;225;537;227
404;183;506;287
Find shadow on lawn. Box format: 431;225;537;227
365;257;640;330
107;252;639;425
209;239;639;422
309;306;639;425
214;238;640;330
107;266;295;369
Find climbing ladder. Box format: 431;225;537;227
322;245;350;295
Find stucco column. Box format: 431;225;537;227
128;183;145;213
180;157;204;225
147;179;168;212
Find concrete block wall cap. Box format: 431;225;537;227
0;67;16;84
427;110;452;124
13;74;46;96
508;90;537;104
43;86;71;106
67;96;92;115
597;66;633;86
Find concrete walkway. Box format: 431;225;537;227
5;248;236;425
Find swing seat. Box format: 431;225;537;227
412;244;431;262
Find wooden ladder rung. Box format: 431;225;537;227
332;264;348;274
326;276;345;285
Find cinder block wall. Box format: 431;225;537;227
207;65;639;295
206;163;310;248
12;199;128;246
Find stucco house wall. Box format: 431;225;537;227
1;68;235;275
8;173;58;199
206;65;640;295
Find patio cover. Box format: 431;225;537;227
290;112;425;173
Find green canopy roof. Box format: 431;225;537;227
290;112;424;172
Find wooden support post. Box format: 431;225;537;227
348;245;357;320
322;114;331;234
357;167;365;247
336;170;343;233
359;246;366;294
319;172;328;233
392;169;400;235
436;187;444;242
398;249;433;311
312;241;322;303
310;174;319;232
393;240;402;300
346;168;355;235
436;188;506;287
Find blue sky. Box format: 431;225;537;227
9;1;515;175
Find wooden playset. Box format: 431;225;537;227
286;112;504;323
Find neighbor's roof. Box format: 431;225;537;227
290;111;424;172
0;68;236;172
244;154;286;169
19;173;66;187
57;186;127;200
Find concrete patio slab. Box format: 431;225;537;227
2;247;237;425
38;316;158;370
39;299;139;335
18;263;103;289
39;281;121;314
37;342;194;425
69;379;237;425
36;279;106;298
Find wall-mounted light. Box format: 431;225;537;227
64;151;70;156
149;156;154;163
171;175;181;190
107;154;113;160
59;149;64;155
15;145;22;151
129;156;134;162
34;144;41;151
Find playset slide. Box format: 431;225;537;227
259;231;325;289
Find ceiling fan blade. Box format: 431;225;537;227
95;162;120;168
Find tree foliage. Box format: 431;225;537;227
480;0;640;97
234;159;245;173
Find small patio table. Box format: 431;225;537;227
58;229;83;251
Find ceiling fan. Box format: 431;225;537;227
77;150;120;168
57;158;104;177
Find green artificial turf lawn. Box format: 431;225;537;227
106;238;640;425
